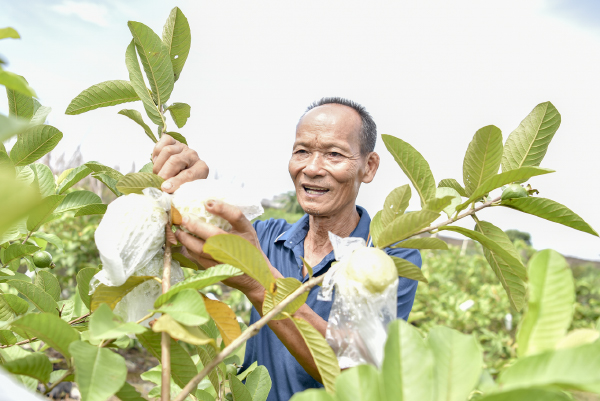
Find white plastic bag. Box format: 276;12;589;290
319;232;398;368
171;178;264;231
93;188;170;287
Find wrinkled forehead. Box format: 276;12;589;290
294;104;362;146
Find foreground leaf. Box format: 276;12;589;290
167;103;191;128
65;80;139;115
26;194;65;231
70;340;127;401
154;288;209;326
56;165;92;194
435;187;462;219
392;256;428;283
245;365;272;401
501;197;598;236
0;114;30;142
0;70;37;97
6;87;34;120
289;390;335;401
9;124;63;166
438;178;467;197
165;131;188;145
0;27;20;40
115;382;146;401
203;296;241;346
197;345;220;393
30;163;55;197
262;277;308;319
381;184;411;226
477;388;571;401
90;276;154;311
290;316;340;393
152;314;214;346
29;105;51;125
393;237;448;250
55;190;102;214
125;39;162;125
77;267;100;310
89;303;147;340
502;101;561;172
116;172;164;194
162;7;191;82
2;243;39;265
34;270;61;302
118;109;157;143
335;364;383;401
230;373;253;401
517;250;575;357
463;125;503;196
382;134;436;204
75;203;108;217
8;280;59;315
2;352;52;383
0;293;28;321
11;313;79;359
376;210;440;248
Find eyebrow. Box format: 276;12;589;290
293;140;351;151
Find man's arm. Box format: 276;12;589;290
175;201;327;382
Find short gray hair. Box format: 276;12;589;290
303;97;377;155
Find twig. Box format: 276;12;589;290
162;219;173;401
21;231;33;245
44;367;73;394
172;274;326;401
0;312;91;348
135;312;156;325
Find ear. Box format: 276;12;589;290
362;152;380;184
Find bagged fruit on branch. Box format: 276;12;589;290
93;188;171;287
318;232;398;368
171;178;264;231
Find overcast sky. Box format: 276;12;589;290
1;0;599;260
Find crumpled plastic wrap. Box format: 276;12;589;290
318;232;398;368
93;188;170;287
112;250;184;324
172;178;264;231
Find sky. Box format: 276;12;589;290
1;0;599;260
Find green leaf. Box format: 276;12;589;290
0;114;30;142
76;267;99;311
498;342;600;393
455;167;554;213
369;210;384;246
56;165;92;194
245;365;272;401
381;184;411;226
116;172;164;194
197;344;220;393
0;70;37;97
474;221;527;311
125;39;163;125
92;173;122;196
26;194;65;231
438;178;466;197
85;161;124;180
391;256;428;283
89;303;147;340
230;373;253;401
6;87;33;120
115;382;146;401
70;340;127;401
167;103;191;128
8;280;59;315
463;125;503;196
34;270;61;302
427;326;482;401
171;252;196;270
9;124;62;166
154;288;209;326
58;299;75;322
300;256;313;279
262;277;308;320
31;232;63;250
501;197;598;237
290;316;340;393
204;234;275;292
165;131;188;145
2;243;39;265
162;7;191;82
0;27;20;40
423;196;454;214
0;329;17;345
65;80;140;115
435;187;462;219
30;163;55;197
55;190;102;214
335;364;383;401
381;319;434;401
382;134;436;204
138;162;153;173
30;105;51;125
137;330;197;389
0;293;28;321
75;203;108;217
2;352;52;383
91;276;154;311
517;249;575;357
556;329;600;350
376;210;440;248
11;313;80;359
128;21;174;106
477;389;571;401
49;369;74;384
502;102;561;172
152;314;215;346
118;109;158;143
438;226;526;275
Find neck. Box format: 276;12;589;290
306;204;361;248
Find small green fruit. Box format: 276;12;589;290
226;364;238;378
32;250;53;268
225;393;234;401
501;184;528;201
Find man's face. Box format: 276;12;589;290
289;104;375;217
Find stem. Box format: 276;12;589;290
21;231;33;245
44;367;73;394
135;311;156;325
0;313;90;349
161;218;173;401
172;274;326;401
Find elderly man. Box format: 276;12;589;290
152;97;420;401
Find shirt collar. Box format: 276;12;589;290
275;205;371;248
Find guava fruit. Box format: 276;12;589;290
501;183;528;201
32;250;53;268
339;247;398;295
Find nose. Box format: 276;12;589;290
302;152;326;177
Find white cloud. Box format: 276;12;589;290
50;1;109;27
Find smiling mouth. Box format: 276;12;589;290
303;185;329;195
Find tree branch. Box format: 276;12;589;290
44;367;73;395
162;219;173;401
172;274;326;401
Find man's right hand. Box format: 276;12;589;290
152;134;209;193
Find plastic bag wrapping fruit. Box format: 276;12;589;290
171;178;264;231
93;188;171;287
112;250;184;325
318;232;398;368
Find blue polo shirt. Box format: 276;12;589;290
242;206;421;401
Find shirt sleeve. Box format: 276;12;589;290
384;247;422;320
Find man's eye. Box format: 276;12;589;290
295;149;307;154
329;152;342;157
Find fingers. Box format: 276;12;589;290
161;158;209;193
178;214;226;241
153;142;186;178
152;134;176;162
205;200;253;233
